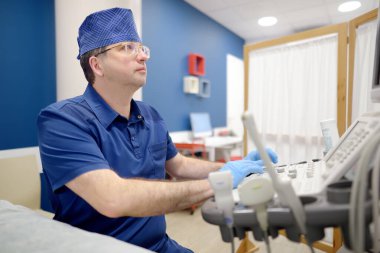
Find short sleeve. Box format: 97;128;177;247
166;132;177;160
37;107;110;191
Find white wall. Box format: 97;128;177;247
226;54;244;137
55;0;142;101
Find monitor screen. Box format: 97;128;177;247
190;113;213;138
371;6;380;103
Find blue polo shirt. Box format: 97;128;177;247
38;85;192;253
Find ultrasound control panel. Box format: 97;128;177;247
320;114;380;189
233;112;380;202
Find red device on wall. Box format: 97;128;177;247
188;53;205;76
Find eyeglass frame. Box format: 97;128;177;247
94;42;150;58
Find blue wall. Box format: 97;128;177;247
0;0;244;147
0;0;56;150
142;0;244;131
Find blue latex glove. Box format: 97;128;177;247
219;160;264;188
244;148;278;164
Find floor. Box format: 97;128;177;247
165;208;326;253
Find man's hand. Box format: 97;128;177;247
244;148;278;164
219;160;264;188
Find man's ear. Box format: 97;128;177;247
89;56;104;77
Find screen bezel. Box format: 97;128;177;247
324;120;364;163
371;6;380;103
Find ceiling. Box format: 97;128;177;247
184;0;379;43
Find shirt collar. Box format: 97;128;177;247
83;84;145;128
128;99;145;126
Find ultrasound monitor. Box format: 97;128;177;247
190;112;213;138
371;6;380;103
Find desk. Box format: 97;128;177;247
175;136;242;162
203;136;242;161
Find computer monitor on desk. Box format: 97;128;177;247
190;112;213;139
189;112;242;161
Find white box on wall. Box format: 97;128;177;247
183;76;200;94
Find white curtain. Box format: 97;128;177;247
352;20;380;122
248;35;338;164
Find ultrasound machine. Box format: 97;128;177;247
202;5;380;253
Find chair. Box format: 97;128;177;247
0;147;53;218
174;142;207;160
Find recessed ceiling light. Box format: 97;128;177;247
258;16;278;27
338;1;362;12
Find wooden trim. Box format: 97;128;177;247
350;8;378;27
279;228;342;253
347;9;378;126
333;228;343;252
337;23;348;136
245;23;346;52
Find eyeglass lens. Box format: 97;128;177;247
125;43;150;58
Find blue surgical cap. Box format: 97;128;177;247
77;8;141;59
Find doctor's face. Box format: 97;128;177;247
98;42;150;88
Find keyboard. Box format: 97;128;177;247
233;159;326;202
277;160;325;195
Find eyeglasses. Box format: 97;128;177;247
95;42;150;59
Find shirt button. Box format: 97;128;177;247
137;115;142;119
131;137;135;141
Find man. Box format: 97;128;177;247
37;8;277;253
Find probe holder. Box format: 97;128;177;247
201;179;374;251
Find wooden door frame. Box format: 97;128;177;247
243;23;347;154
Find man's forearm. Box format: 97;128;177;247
67;169;214;218
110;177;213;217
168;156;224;179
